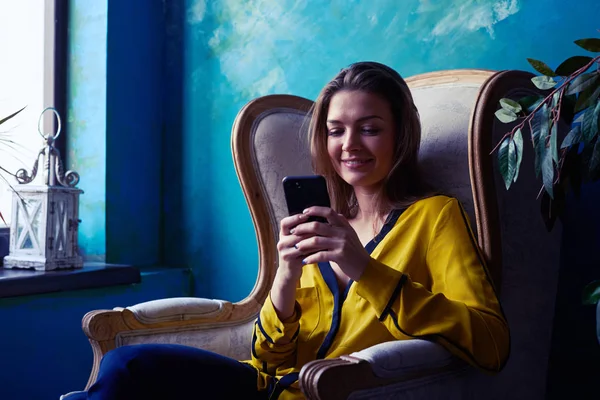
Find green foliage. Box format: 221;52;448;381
527;58;557;77
0;106;26;225
0;106;25;127
575;38;600;52
555;56;593;76
494;33;600;220
583;280;600;305
531;75;557;90
497;34;600;346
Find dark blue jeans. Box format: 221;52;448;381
66;344;267;400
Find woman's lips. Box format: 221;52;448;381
342;159;373;168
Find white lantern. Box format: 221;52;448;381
3;108;83;271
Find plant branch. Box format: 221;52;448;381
537;184;545;199
491;54;600;154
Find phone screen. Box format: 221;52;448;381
282;175;331;223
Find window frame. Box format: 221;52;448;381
0;0;141;298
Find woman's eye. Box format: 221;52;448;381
361;128;380;135
328;129;343;136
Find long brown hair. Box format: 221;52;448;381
309;61;429;220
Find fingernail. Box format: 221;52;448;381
290;228;295;234
302;209;309;214
298;214;306;219
302;259;307;265
294;244;298;249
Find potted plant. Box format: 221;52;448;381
0;107;26;221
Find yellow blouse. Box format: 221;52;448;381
243;195;510;399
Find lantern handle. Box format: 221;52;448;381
37;107;61;141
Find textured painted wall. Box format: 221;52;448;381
66;0;107;259
171;0;600;301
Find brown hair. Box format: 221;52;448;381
309;61;429;220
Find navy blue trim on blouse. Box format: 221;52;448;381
379;273;408;321
251;324;260;359
257;316;274;344
314;208;405;360
269;372;300;400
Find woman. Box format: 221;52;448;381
244;61;509;399
66;62;509;400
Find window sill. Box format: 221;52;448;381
0;262;141;298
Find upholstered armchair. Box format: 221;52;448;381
63;69;562;399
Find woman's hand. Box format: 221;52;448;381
271;213;315;320
276;213;315;283
291;206;371;281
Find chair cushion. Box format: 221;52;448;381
123;297;229;323
343;339;455;379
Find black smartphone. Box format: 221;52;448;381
282;175;331;223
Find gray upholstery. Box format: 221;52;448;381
115;317;255;361
343;339;456;378
253;108;313;234
414;84;480;225
476;87;562;399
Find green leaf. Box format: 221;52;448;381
561;125;582;149
581;100;600;143
518;95;543;114
532;75;557;90
532;103;550;177
0;106;26;126
590;136;600;179
542;141;554;198
580;141;596;181
498;137;517;190
513;128;524;183
551;91;560;109
555;56;594;76
575;38;600;52
550;123;558;164
499;98;522;114
527;58;557;77
560;93;578;124
540;182;565;232
566;72;599;95
574;83;600;113
495;108;518;123
590;138;600;179
583;280;600;305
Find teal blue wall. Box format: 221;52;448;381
174;0;600;301
67;0;107;259
1;1;599;399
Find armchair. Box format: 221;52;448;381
65;69;562;399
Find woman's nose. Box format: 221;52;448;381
342;130;361;152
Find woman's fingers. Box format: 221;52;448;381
290;220;334;237
295;235;338;255
301;206;348;227
279;213;310;235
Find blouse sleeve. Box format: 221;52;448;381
247;294;301;376
355;198;510;372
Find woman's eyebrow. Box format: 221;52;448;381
326;115;384;124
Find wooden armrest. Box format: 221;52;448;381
81;297;261;390
299;340;468;400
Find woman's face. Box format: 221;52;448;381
326;90;396;193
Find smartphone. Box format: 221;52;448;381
282;175;331;223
